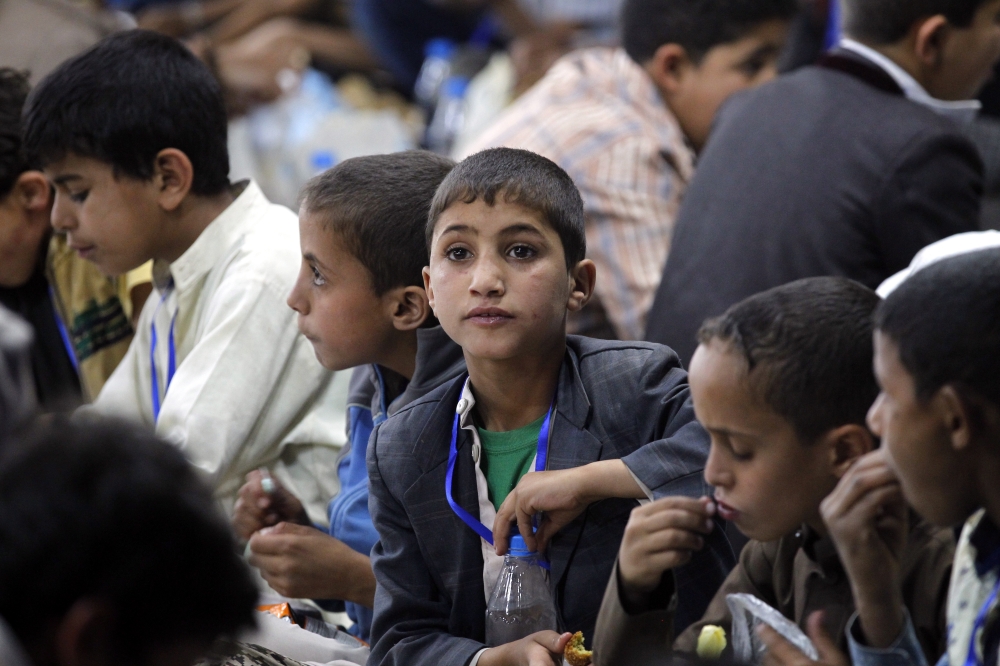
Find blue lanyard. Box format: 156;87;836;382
149;290;177;422
965;576;1000;666
48;287;78;372
444;386;553;547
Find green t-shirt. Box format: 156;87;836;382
477;414;545;511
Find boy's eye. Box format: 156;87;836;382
739;57;768;78
310;265;326;287
69;190;89;204
445;246;472;261
507;244;536;260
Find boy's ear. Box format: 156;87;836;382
54;598;117;666
152;148;195;212
827;424;877;479
644;43;694;96
913;14;950;69
422;266;436;315
387;285;432;332
14;171;52;215
936;385;977;453
567;259;597;313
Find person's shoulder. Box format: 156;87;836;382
569;336;683;374
370;374;465;459
901;510;958;570
216;183;301;291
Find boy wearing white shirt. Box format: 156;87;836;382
22;30;343;522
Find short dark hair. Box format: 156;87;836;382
698;277;881;443
0;68;30;199
300;151;455;295
427;148;586;269
22;30;229;195
621;0;797;64
842;0;992;44
876;248;1000;412
0;418;257;662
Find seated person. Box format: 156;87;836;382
230;150;466;643
0;67;150;409
593;277;955;665
0;417;258;666
646;0;999;365
21;30;344;521
785;248;1000;666
366;147;735;666
464;0;795;340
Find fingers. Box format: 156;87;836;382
531;631;573;654
758;624;810;666
823;454;898;515
516;503;538;553
808;611;849;666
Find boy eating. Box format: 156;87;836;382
593;277;956;665
21;30;344;522
366;147;735;666
820;248;1000;666
230;150;465;644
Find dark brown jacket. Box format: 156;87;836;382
593;518;955;666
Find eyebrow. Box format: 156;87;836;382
706;425;760;441
52;175;82;186
303;252;330;271
438;222;547;238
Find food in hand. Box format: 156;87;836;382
565;631;593;666
696;624;727;659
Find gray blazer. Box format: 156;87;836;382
367;336;736;666
646;51;983;364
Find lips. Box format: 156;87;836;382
465;306;514;326
69;242;96;259
714;497;740;522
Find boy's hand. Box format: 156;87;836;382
232;469;309;542
759;611;849;666
494;460;644;555
617;496;715;606
820;449;907;649
248;522;376;607
478;631;573;666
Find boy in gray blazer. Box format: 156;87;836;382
366;148;735;666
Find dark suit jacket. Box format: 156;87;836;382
645;52;983;365
366;336;736;666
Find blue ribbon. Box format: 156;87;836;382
444;385;554;548
964;577;1000;666
49;287;78;372
149;291;177;422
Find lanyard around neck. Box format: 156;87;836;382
48;286;78;372
149;289;177;422
444;386;554;546
965;576;1000;666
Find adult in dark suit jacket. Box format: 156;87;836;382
645;49;984;365
366;336;736;666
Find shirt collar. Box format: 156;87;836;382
152;180;263;293
838;39;981;124
0;616;33;666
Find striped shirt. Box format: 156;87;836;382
462;47;694;340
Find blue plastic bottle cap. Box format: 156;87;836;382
425;38;457;60
310;151;336;172
442;76;470;99
509;535;535;558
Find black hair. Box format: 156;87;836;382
621;0;797;64
0;68;30;199
698;277;881;443
0;417;257;662
876;248;1000;412
842;0;992;44
300;151;455;295
22;30;229;195
427;147;586;269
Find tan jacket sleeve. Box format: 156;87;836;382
674;540;780;653
593;560;677;666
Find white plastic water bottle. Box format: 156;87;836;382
414;38;457;109
425;76;469;156
485;534;558;646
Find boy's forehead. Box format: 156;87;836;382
44;153;112;181
433;198;554;239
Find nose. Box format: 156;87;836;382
286;264;310;315
50;191;77;233
867;392;885;439
468;253;504;298
703;442;732;490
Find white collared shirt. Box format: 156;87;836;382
839;38;981;124
89;181;345;523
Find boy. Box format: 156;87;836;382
593;277;956;665
230;151;465;644
0;67;150;409
790;248;1000;666
647;0;999;365
464;0;795;340
0;418;258;666
366;147;735;666
20;30;345;522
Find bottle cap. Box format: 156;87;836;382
424;38;457;60
442;76;469;99
509;534;535;558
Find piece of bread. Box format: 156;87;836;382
565;631;593;666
